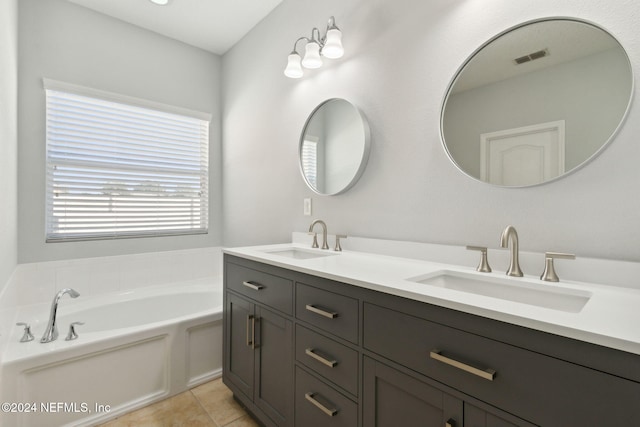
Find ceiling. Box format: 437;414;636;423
66;0;283;55
452;20;621;93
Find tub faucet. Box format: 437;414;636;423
500;225;523;277
308;219;329;250
41;288;80;343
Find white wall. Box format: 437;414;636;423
0;0;18;288
0;0;18;391
18;0;223;263
222;0;640;261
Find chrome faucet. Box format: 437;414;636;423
308;219;329;250
41;288;80;343
500;225;523;277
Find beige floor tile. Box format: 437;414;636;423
224;415;260;427
191;379;248;426
99;391;216;427
96;379;260;427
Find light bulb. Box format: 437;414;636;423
302;42;323;69
322;28;344;59
284;53;303;78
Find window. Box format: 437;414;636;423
44;80;210;242
301;137;318;189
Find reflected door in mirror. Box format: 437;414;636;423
480;120;565;186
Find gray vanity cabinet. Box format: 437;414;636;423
464;403;527;427
363;356;464;426
293;281;360;426
362;356;532;427
225;292;255;399
224;261;294;427
295;366;358;427
223;254;640;427
362;300;640;426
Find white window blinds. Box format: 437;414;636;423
45;86;210;242
301;138;318;189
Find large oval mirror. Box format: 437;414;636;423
441;18;633;187
299;99;371;195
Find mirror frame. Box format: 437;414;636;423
298;98;371;195
439;17;634;188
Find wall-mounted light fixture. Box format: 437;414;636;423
284;16;344;78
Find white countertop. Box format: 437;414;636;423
224;243;640;356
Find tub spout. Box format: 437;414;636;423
41;288;80;343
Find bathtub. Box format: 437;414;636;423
0;280;223;427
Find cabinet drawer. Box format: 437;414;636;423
295;367;357;427
295;283;358;344
295;325;358;396
226;262;293;315
363;302;640;426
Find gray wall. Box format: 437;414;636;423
222;0;640;261
0;0;18;287
18;0;223;263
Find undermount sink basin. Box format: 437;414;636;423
408;270;591;313
261;247;339;260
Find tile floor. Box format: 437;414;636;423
98;378;259;427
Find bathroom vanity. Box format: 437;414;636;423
222;244;640;427
218;16;640;426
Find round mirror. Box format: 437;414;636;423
441;18;633;187
299;99;371;195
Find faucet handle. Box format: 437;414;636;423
334;235;347;252
16;322;35;343
540;252;575;282
466;246;492;273
65;322;85;341
308;232;319;248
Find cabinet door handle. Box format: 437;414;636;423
246;315;258;349
445;419;456;427
304;392;337;417
247;314;253;347
430;349;496;381
242;281;263;291
250;315;257;349
305;304;338;319
305;348;338;368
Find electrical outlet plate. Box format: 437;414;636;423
304;198;312;216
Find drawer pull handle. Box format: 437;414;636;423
242;281;263;291
305;348;338;368
430;349;496;381
445;419;456;427
304;392;337;417
305;304;338;319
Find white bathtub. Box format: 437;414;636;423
0;280;223;427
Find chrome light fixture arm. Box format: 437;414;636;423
284;15;344;78
289;36;310;55
320;16;340;44
310;28;321;44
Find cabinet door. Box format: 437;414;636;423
255;306;293;427
464;403;536;427
363;357;463;427
225;292;255;400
